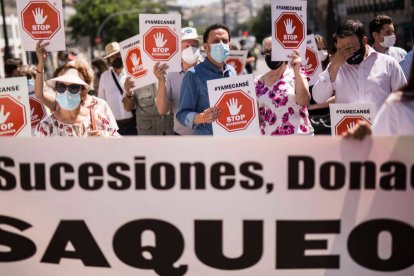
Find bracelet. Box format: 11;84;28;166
200;112;205;127
35;68;44;74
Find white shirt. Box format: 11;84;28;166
384;46;407;63
313;46;407;112
373;92;414;135
98;68;133;120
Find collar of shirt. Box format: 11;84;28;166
203;57;234;76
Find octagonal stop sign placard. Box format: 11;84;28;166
226;58;243;75
143;26;178;61
275;12;304;49
336;116;370;135
21;1;61;40
215;90;255;132
0;95;27;136
125;47;148;78
29;97;46;128
304;47;319;76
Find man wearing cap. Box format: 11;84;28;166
176;23;236;135
150;27;202;135
98;42;137;136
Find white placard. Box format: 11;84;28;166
225;50;248;75
207;74;260;136
119;34;158;90
271;0;307;61
329;103;377;136
139;14;182;73
0;136;413;276
27;82;50;135
16;0;66;52
302;34;323;86
0;77;31;137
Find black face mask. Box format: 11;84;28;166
265;55;284;70
346;44;366;65
112;57;123;69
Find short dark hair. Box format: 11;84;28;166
203;24;231;43
368;15;393;40
333;20;366;44
4;59;19;77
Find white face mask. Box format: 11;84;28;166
379;34;396;48
182;46;200;65
318;50;328;62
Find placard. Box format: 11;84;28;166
302;34;323;86
330;103;376;136
225;50;248;75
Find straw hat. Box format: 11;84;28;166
181;27;201;42
102;42;121;59
46;68;89;90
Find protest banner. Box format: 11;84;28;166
330;103;377;136
302;34;323;86
0;77;31;137
139;14;181;73
207;74;260;136
0;136;413;276
120;34;158;90
271;0;307;61
16;0;66;51
225;50;248;75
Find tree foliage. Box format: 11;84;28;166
248;5;271;45
68;0;164;45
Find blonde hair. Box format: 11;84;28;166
262;36;272;48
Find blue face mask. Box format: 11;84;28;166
55;91;81;110
210;42;230;63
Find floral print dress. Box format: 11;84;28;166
34;96;120;137
255;67;313;135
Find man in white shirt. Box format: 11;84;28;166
313;20;407;112
400;49;413;80
98;42;137;136
368;15;407;62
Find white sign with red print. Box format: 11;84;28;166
329;103;377;136
139;14;181;73
119;34;158;90
0;77;31;137
225;50;248;75
207;74;260;136
271;0;307;61
301;34;323;86
16;0;66;51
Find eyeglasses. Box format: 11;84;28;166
55;82;82;94
261;49;271;56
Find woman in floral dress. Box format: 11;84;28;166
255;37;313;135
34;40;120;137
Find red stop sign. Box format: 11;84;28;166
29;97;46;128
226;58;243;75
0;95;27;136
143;26;178;61
275;12;305;49
336;116;371;135
21;1;61;40
125;47;148;78
215;90;255;132
304;47;319;76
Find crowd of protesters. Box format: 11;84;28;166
3;14;413;138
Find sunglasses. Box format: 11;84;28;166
55;82;83;94
261;49;272;56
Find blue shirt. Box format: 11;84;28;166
176;58;236;135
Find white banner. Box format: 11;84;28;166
119;34;158;90
207;74;260;136
302;34;323;86
0;137;413;276
271;0;307;61
330;103;376;136
0;77;31;137
16;0;66;52
225;50;248;75
139;14;182;73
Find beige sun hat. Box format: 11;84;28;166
181;27;201;42
102;42;121;59
46;68;89;90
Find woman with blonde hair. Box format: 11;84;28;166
34;41;119;137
